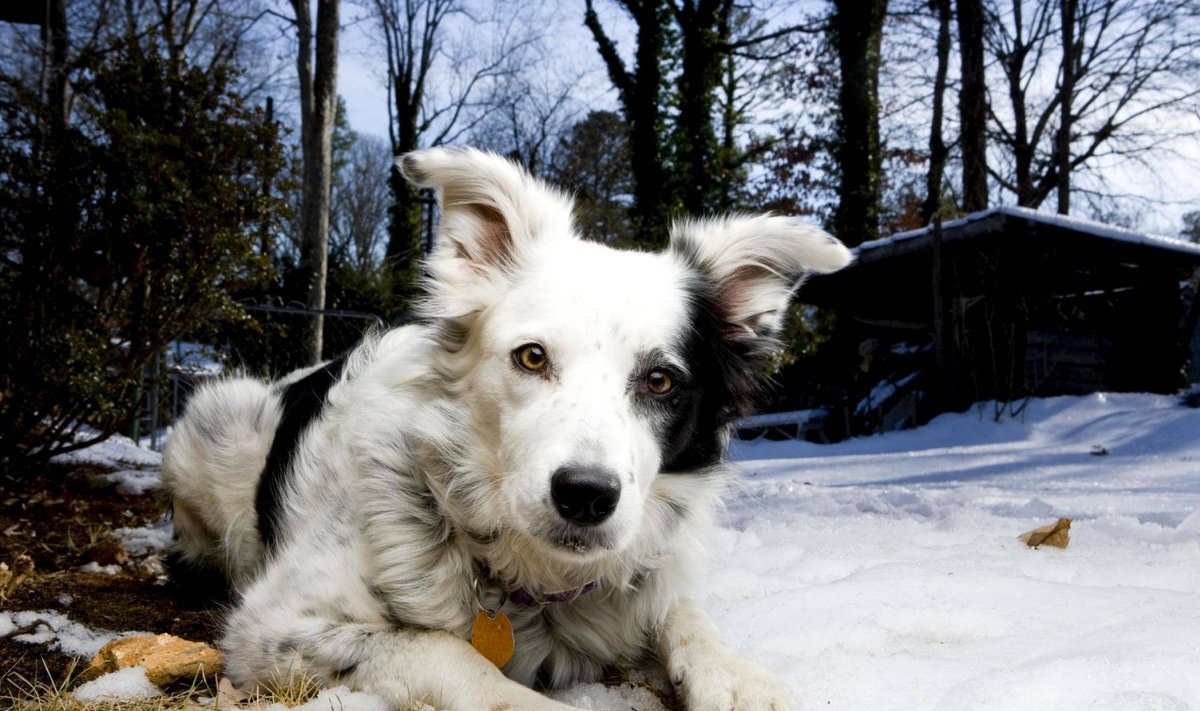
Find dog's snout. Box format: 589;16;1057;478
551;466;621;525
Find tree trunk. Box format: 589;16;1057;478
957;0;988;211
293;0;340;364
921;0;952;225
831;0;888;247
675;0;725;216
1056;0;1077;214
585;0;669;247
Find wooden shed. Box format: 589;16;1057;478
789;206;1200;437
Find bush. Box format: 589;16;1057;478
0;40;286;466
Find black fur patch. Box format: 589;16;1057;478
658;274;767;472
164;550;231;607
256;356;347;550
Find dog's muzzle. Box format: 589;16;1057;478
550;465;621;525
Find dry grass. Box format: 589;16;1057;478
1;658;215;710
0;657;442;710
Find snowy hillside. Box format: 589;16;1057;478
693;392;1200;710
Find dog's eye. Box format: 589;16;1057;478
646;369;674;396
514;343;549;372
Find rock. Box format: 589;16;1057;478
87;634;223;686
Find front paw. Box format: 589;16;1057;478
671;652;789;711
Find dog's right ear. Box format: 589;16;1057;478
399;148;575;319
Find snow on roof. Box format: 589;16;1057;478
855;205;1200;258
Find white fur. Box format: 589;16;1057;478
164;147;851;710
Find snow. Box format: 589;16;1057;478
552;681;668;710
77;562;123;575
113;515;174;556
262;686;391;711
0;610;129;657
167;341;226;377
72;666;162;703
856;205;1200;257
721;392;1200;710
50;431;163;469
100;468;162;495
12;391;1199;709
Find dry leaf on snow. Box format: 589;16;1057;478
1019;518;1072;549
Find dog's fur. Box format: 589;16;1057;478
163;148;851;710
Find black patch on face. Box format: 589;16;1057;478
256;355;348;550
656;274;769;473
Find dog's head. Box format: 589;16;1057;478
401;148;851;562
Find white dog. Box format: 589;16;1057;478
163;147;851;710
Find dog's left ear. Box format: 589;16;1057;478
669;215;853;339
398;147;575;317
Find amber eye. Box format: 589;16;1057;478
646;369;674;396
514;343;549;372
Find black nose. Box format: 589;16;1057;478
551;466;621;525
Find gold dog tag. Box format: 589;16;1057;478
471;609;514;668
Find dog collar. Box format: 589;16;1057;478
509;581;599;606
474;565;599;607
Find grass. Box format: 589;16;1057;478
1;658;216;710
0;656;443;710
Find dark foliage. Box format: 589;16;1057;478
0;39;287;465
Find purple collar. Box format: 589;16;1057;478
477;564;599;607
508;580;599;606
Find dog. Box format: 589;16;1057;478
162;147;851;710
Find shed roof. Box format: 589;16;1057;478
853;206;1200;263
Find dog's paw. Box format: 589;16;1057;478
672;653;790;711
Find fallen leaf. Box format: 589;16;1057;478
1019;518;1072;549
85;538;130;567
2;554;34;599
216;676;252;705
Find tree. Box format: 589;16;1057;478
549;110;635;243
670;0;727;215
831;0;889;247
584;0;671;246
290;0;340;363
1183;211;1200;244
331;133;393;274
958;0;988;211
921;0;954;224
0;36;286;464
373;0;526;308
467;68;581;177
985;0;1200;212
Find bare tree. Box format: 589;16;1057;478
467;67;581;177
985;0;1200;212
922;0;954;224
831;0;889;246
584;0;670;246
958;0;989;211
331;134;392;274
372;0;528;305
290;0;339;363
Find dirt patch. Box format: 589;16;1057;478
0;465;220;688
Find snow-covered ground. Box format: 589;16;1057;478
709;392;1200;710
9;392;1198;709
